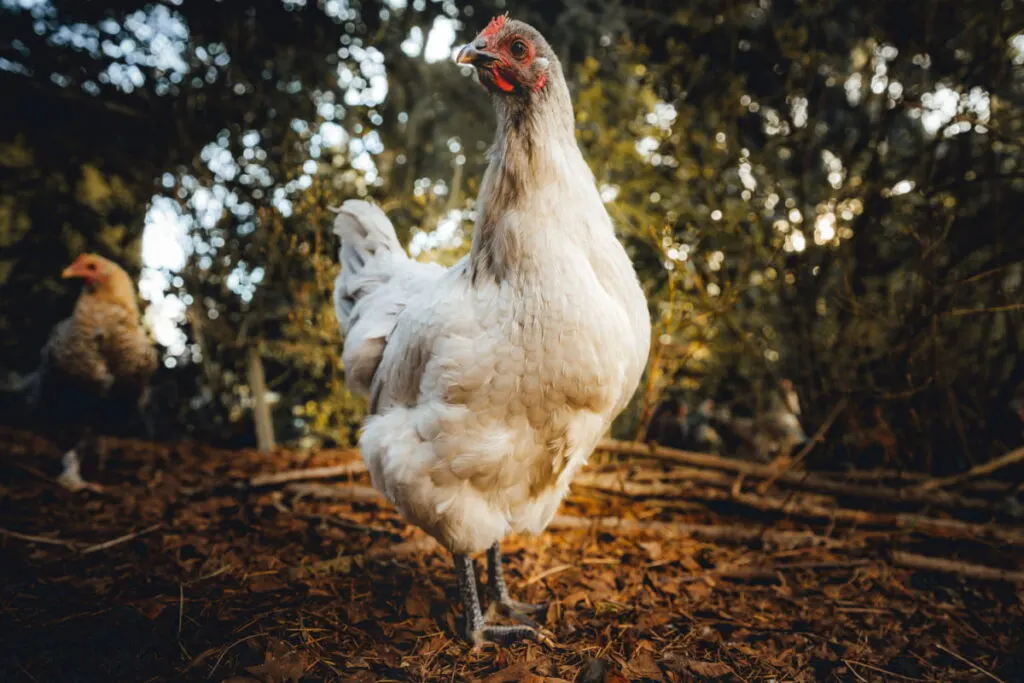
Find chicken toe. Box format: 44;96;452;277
456;553;552;646
487;543;546;623
475;624;551;647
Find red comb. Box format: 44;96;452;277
480;13;508;38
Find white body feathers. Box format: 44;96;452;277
333;67;650;556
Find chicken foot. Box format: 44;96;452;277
56;449;104;494
486;543;546;625
454;553;550;646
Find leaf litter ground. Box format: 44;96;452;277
0;427;1022;682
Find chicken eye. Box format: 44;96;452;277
86;263;97;271
509;39;528;60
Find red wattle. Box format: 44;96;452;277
491;70;515;92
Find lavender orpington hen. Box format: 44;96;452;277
332;16;650;645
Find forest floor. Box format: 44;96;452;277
1;427;1022;683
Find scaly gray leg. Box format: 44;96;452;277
487;543;546;624
454;553;544;646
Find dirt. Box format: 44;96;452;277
0;427;1021;682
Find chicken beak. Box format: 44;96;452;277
61;254;93;279
456;43;499;68
61;261;84;279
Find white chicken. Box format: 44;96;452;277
332;15;650;645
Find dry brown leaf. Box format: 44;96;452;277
134;599;168;620
660;655;733;679
247;575;288;593
481;660;537;683
635;609;674;630
625;652;664;681
404;586;432;617
684;581;711;602
637;541;664;561
245;638;308;683
562;590;589;608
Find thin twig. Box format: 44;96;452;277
596;438;996;512
548;515;840;549
0;527;81;549
289;537;439;579
18;664;43;683
934;644;1005;683
249;462;367;487
524;563;575;586
915;447;1024;492
758;398;848;493
208;633;265;679
285;483;381;503
845;660;924;681
891;550;1024;583
81;523;162;555
297;511;399;538
177;584;185;642
576;476;1024;546
684;560;872;584
941;303;1024;317
843;661;870;683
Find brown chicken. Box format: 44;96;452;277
22;253;158;492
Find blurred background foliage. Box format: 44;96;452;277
1;0;1023;472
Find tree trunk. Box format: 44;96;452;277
247;345;276;453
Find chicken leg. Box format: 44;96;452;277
56;431;104;493
56;448;103;493
455;554;546;646
487;543;546;624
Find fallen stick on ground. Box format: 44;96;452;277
914;446;1024;493
296;512;399;538
839;470;1013;496
622;463;1020;497
0;523;163;554
289;537;439;579
729;491;1024;546
547;515;843;549
81;523;162;554
0;527;81;549
596;439;995;512
634;463;1011;496
687;559;872;583
574;473;727;498
588;467;737;490
580;477;1024;546
250;461;367;487
891;550;1024;583
284;482;381;503
597;438;776;478
934;643;1006;683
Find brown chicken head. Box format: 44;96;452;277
61;253;119;285
456;15;555;96
62;253;138;309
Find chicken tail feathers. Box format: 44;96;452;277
0;370;40;424
333;199;407;332
332;199;445;398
